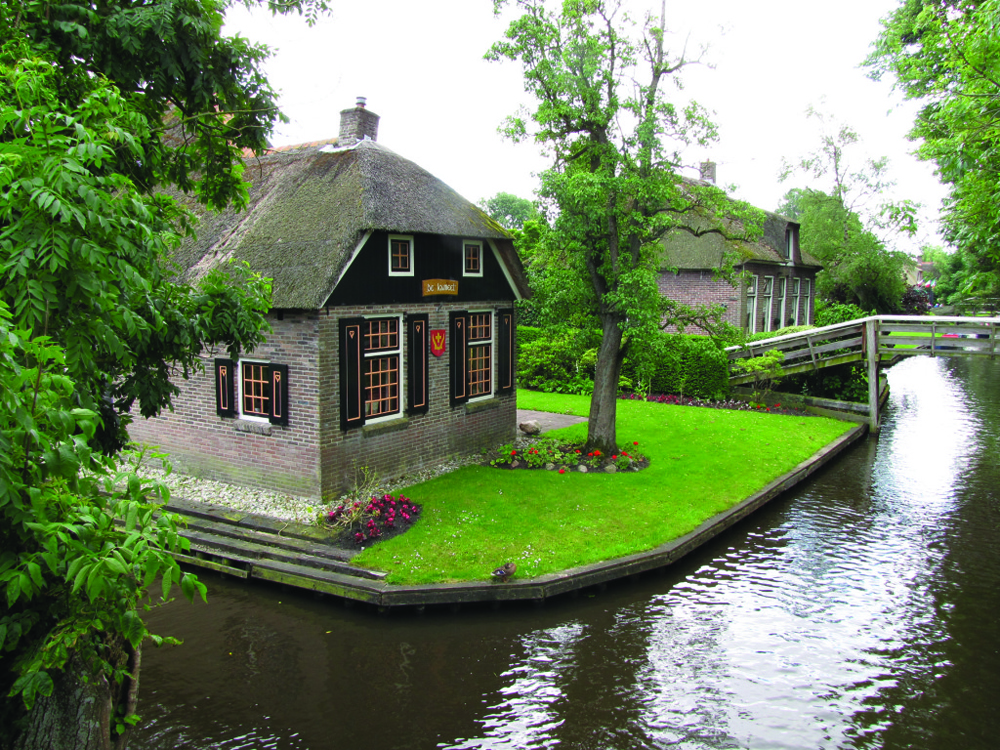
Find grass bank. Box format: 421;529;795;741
353;391;854;585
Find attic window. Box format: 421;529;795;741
785;226;798;259
388;235;414;276
463;240;483;277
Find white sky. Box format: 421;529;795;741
223;0;947;255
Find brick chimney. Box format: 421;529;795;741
339;97;379;145
699;160;717;184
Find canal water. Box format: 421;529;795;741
133;355;1000;749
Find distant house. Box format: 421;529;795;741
128;100;529;499
657;163;821;335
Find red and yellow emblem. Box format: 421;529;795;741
430;329;446;357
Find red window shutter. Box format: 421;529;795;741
498;309;515;393
340;317;365;430
215;358;236;417
449;310;469;405
407;313;429;414
268;363;289;425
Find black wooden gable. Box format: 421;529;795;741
326;231;517;307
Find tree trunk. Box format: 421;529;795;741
12;637;141;750
587;313;626;455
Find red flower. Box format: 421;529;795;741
511;450;516;455
633;441;638;445
612;455;617;460
559;468;565;474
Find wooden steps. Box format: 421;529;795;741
163;498;389;594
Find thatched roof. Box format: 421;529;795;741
170;140;526;308
657;188;821;272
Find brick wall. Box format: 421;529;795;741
128;311;323;496
657;270;742;333
129;303;517;500
319;301;516;500
657;266;818;336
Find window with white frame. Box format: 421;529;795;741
791;278;801;325
388;234;414;277
227;359;289;425
762;276;774;332
802;280;812;325
463;240;483;277
466;311;493;399
362;316;402;421
785;225;798;260
745;275;758;333
777;277;787;329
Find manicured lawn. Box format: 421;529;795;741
353;391;854;584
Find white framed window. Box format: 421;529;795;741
362;315;403;423
785;225;798;260
745;275;758;333
236;359;289;425
762;276;774;332
791;278;801;325
463;240;483;277
388;234;414;277
467;310;493;400
777;277;787;329
802;280;812;325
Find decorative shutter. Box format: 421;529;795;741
215;358;236;417
407;313;429;414
340;317;365;430
498;309;515;393
268;363;289;425
449;310;469;405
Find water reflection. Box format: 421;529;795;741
135;357;1000;750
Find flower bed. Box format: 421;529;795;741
321;493;422;547
485;438;648;474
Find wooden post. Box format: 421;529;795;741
866;318;880;433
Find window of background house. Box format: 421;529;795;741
463;240;483;277
467;311;493;398
785;226;798;259
363;316;402;420
746;275;758;333
802;280;812;325
777;277;787;330
762;276;774;332
388;235;414;276
791;278;801;325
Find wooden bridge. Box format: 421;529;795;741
726;315;1000;432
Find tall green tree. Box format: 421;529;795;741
488;0;760;453
780;114;917;313
867;0;1000;307
480;191;538;230
0;0;326;745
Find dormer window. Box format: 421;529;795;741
463;240;483;277
785;225;799;260
388;235;414;276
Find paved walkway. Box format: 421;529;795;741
516;409;588;434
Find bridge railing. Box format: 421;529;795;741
725;315;1000;385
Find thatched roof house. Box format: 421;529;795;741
657;164;821;334
131;101;528;498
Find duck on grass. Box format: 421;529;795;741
486;437;649;474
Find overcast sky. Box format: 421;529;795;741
223;0;947;255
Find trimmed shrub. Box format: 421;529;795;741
622;332;730;400
815;302;872;328
516;329;598;394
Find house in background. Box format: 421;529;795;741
657;163;821;335
129;100;529;499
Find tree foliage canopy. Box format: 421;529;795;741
0;0;327;745
867;0;1000;300
488;0;761;452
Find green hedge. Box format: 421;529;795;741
622;332;730;400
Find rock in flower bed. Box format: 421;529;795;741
485;437;649;474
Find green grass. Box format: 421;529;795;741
353;392;854;585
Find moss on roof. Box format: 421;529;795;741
173;141;522;308
658;204;821;272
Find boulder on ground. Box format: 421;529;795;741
518;420;542;435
